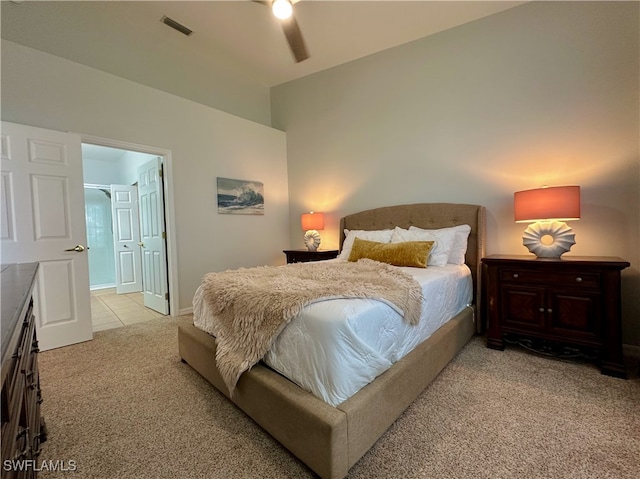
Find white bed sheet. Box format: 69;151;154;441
193;261;472;407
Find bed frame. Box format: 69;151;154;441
178;203;486;479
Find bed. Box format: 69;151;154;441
178;202;486;479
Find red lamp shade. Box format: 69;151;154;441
301;212;324;231
514;186;580;223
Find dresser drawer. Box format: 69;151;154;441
1;374;25;464
2;264;46;477
500;269;600;288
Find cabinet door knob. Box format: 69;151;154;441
539;308;545;312
547;308;553;313
513;273;519;278
575;277;583;282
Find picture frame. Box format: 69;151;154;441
216;177;264;215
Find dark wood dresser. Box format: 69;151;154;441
283;249;339;264
482;255;630;378
1;263;47;477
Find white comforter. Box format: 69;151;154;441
193;261;472;406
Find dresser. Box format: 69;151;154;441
1;263;47;477
482;255;630;378
283;249;339;264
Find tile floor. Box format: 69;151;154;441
90;288;164;332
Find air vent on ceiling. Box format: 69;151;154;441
161;16;193;36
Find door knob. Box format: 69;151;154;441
64;245;86;252
138;242;145;247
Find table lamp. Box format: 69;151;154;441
514;185;581;258
301;211;324;252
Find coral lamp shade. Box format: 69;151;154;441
514;186;581;223
301;212;324;231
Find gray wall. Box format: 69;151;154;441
2;40;289;313
0;1;272;127
272;2;640;345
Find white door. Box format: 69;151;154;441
137;157;169;314
111;184;143;294
1;121;93;351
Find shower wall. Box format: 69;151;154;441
84;187;115;289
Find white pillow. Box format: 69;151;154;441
338;229;393;260
409;224;471;265
391;226;455;267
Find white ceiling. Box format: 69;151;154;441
2;1;524;90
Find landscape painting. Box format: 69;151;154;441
217;177;264;215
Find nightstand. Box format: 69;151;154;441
283;249;339;264
482;254;630;378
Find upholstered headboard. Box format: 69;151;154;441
339;203;486;332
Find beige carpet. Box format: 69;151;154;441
37;315;640;479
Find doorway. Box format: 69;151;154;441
81;139;175;330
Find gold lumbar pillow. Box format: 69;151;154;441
347;237;434;268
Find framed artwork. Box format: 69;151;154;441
217;177;264;215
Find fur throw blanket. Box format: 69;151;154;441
199;258;423;395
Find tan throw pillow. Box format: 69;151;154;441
391;226;456;267
347;237;434;268
338;229;394;260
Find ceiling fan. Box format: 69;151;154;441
254;0;309;63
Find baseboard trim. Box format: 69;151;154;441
623;343;640;360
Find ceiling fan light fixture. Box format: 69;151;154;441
272;0;293;20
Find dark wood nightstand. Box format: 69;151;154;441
482;254;630;378
283;249;339;264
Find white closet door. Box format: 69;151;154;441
111;184;143;294
1;121;92;350
137;157;169;315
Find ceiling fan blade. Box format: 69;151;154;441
281;15;309;63
252;0;309;62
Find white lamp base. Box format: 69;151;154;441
304;230;321;252
522;220;576;258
